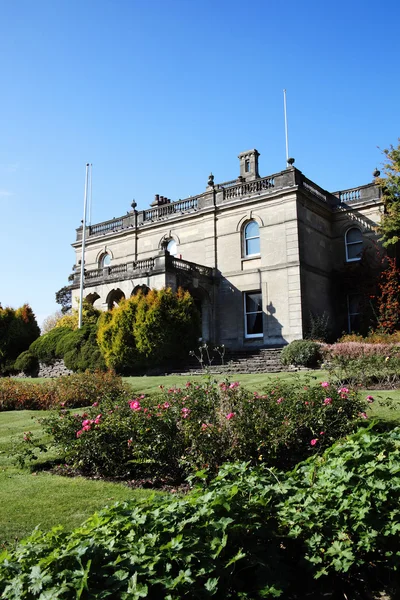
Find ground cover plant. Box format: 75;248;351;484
1;426;399;599
24;377;375;481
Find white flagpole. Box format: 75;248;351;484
78;164;90;329
88;163;93;225
283;89;289;167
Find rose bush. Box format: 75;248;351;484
32;377;370;479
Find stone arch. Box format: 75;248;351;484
131;284;150;297
159;232;180;251
96;247;114;267
106;288;125;310
85;292;100;305
236;211;264;232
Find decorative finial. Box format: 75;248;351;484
131;199;137;210
373;168;380;178
287;157;295;166
208;172;214;187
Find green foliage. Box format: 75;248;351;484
2;427;400;599
376;257;400;333
56;301;101;331
35;378;368;478
97;288;200;374
0;371;129;411
56;325;106;372
280;339;322;367
305;311;331;342
0;304;40;375
13;351;39;376
29;327;70;364
378;140;400;248
55;285;72;314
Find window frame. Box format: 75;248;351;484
347;294;361;333
345;227;363;263
243;220;260;258
244;290;263;339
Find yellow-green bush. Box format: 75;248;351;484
97;288;200;374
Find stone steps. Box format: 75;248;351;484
168;348;293;375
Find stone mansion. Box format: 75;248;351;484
70;150;383;349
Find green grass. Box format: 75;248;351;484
125;371;400;421
0;410;158;547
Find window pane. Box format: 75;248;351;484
167;239;177;256
245;221;259;239
246;237;260;255
347;228;362;244
347;242;362;260
246;292;262;313
246;312;263;335
348;294;361;314
102;254;111;267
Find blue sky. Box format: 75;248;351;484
1;0;399;327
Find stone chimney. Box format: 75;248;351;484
238;149;260;181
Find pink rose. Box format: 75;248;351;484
358;412;368;419
129;400;141;411
310;438;318;446
366;395;374;403
321;382;329;388
226;412;235;420
277;398;283;404
92;402;99;407
323;398;332;405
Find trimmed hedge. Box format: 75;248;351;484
280;339;322;367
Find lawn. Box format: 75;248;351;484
0;411;158;547
1;370;399;548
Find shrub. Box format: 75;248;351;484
56;325;106;372
2;427;400;599
97;288;200;374
35;378;369;478
0;304;40;375
280;339;322;367
305;311;331;342
0;371;129;411
29;327;71;364
13;351;39;376
322;342;400;387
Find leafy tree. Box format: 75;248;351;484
55;286;72;314
41;310;64;334
378;140;400;250
376;256;400;333
0;304;40;374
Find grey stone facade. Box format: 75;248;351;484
70;150;383;349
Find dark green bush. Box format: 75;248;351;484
13;351;39;376
29;327;71;364
56;325;106;372
281;339;322;367
2;427;399;599
0;304;40;375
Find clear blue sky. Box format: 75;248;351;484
1;0;399;327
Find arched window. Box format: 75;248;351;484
100;253;111;268
345;228;363;262
167;239;178;256
243;221;260;257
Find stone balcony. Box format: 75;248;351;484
69;253;215;290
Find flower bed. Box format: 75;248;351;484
24;378;371;479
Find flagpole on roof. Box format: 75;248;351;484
78;163;90;329
283;89;289;168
